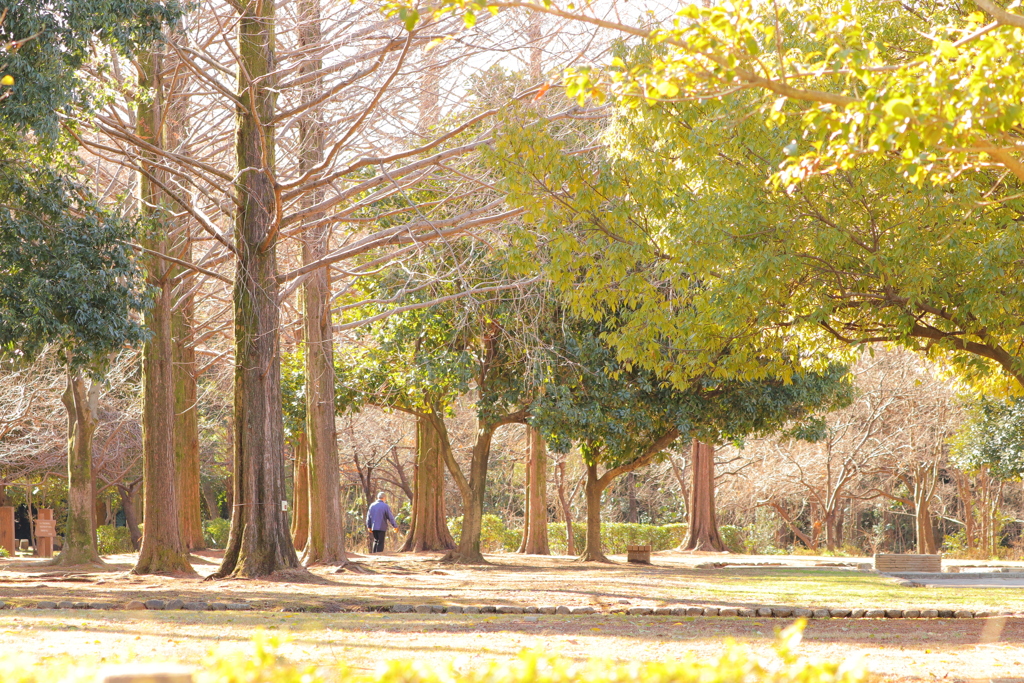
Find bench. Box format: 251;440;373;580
874;553;941;572
627;545;652;564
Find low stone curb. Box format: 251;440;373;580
4;600;1008;619
20;600;253;612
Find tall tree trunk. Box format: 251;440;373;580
455;424;495;563
439;413;495;565
835;498;846;548
580;461;609;562
291;434;309;552
202;479;222;520
296;0;346;567
824;509;837;552
54;369;102;566
680;440;725;551
401;415;455;552
214;0;300;578
554;454;575;555
133;46;196;576
956;471;976;551
520;427;549;554
165;29;204;553
913;463;938;554
173;261;204;550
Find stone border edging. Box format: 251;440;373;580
0;599;1007;619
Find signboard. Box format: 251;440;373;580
35;519;56;538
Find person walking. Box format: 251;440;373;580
366;491;398;554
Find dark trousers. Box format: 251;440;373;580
371;529;386;553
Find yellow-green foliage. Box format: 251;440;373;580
0;622;864;683
204;518;231;549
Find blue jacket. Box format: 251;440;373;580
366;500;397;531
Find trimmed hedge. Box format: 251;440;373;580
449;516;691;555
96;525;133;555
547;522;689;555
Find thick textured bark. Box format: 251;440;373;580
580;462;610;562
291;434;309;552
214;0;300;578
164;36;204;553
174;269;204;550
456;425;495;563
681;440;725;552
54;370;102;566
296;0;346;567
519;427;549;554
401;415;455;552
554;455;575;555
132;47;195;576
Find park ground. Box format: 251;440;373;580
0;550;1022;682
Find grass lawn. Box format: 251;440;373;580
1;550;1022;682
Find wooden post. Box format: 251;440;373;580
0;506;14;556
35;509;54;558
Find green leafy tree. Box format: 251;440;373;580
954;398;1024;481
0;0;177;565
532;318;851;561
411;0;1024;397
335;244;541;563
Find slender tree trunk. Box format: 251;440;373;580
520;427;549;554
291;434;309;552
118;481;143;550
625;471;639;524
555;455;575;555
669;455;689;522
133;46;195;576
580;461;609;562
517;450;531;554
454;424;495;563
215;0;300;578
401;415;455;552
913;464;938;554
202;479;221;520
680;440;725;552
54;369;102;566
824;509;837;552
956;471;976;551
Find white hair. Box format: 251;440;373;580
377;492;386;500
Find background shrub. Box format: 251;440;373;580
96;525;133;555
203;518;231;549
448;514;521;552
